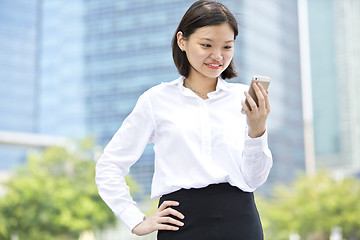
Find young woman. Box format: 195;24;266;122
95;1;272;239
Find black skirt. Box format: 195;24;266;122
157;183;263;240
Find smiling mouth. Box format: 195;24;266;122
205;63;222;69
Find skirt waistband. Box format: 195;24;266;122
162;182;250;198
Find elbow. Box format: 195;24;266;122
95;161;104;189
245;173;268;189
243;159;273;189
94;157;112;187
95;158;104;182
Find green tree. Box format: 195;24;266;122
257;171;360;240
0;139;119;240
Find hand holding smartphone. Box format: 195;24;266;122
243;75;271;113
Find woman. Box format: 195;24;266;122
95;1;272;239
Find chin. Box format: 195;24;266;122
208;75;221;79
192;66;224;79
205;72;222;79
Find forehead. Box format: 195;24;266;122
190;23;235;41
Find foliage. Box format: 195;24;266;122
256;171;360;240
0;139;118;240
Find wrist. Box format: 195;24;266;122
248;129;266;138
131;216;147;235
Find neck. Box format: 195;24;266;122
185;71;218;94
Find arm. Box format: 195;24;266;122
96;92;185;235
95;92;155;231
240;82;273;189
241;128;273;189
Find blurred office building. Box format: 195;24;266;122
0;1;40;169
39;0;86;138
83;1;190;197
228;0;305;187
305;0;360;177
81;0;306;196
0;0;306;198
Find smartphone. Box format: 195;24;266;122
244;75;271;111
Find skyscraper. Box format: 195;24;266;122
229;0;305;187
83;0;305;196
333;0;360;173
83;0;194;198
306;0;360;175
1;0;306;198
0;0;40;169
39;0;86;138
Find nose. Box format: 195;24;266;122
211;49;223;61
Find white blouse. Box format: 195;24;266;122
95;76;273;232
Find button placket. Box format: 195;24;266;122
201;101;212;161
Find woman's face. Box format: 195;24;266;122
178;23;235;81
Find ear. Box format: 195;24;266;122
177;31;186;52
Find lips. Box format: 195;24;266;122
205;63;222;69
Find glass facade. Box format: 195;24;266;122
333;0;360;171
83;0;192;144
308;0;360;172
83;0;305;197
83;0;195;198
230;0;305;187
0;0;39;169
308;0;341;166
39;0;86;137
1;0;306;197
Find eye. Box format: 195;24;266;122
201;44;211;48
224;46;233;49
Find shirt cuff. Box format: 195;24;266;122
244;128;269;152
119;204;146;233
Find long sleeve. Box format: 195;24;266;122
241;128;273;189
95;92;156;231
95;77;274;229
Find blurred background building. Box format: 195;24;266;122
39;0;86;138
1;0;359;202
306;0;360;177
229;0;305;189
0;1;40;169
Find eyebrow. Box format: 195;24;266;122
200;38;234;43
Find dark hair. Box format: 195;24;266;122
172;0;239;79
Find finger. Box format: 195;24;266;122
158;201;179;211
257;82;267;98
157;223;179;231
265;90;270;111
244;91;257;112
160;216;184;227
241;100;250;114
257;84;270;111
266;100;271;113
254;83;265;109
162;207;185;219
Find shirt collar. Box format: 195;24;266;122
174;76;230;95
215;77;230;92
